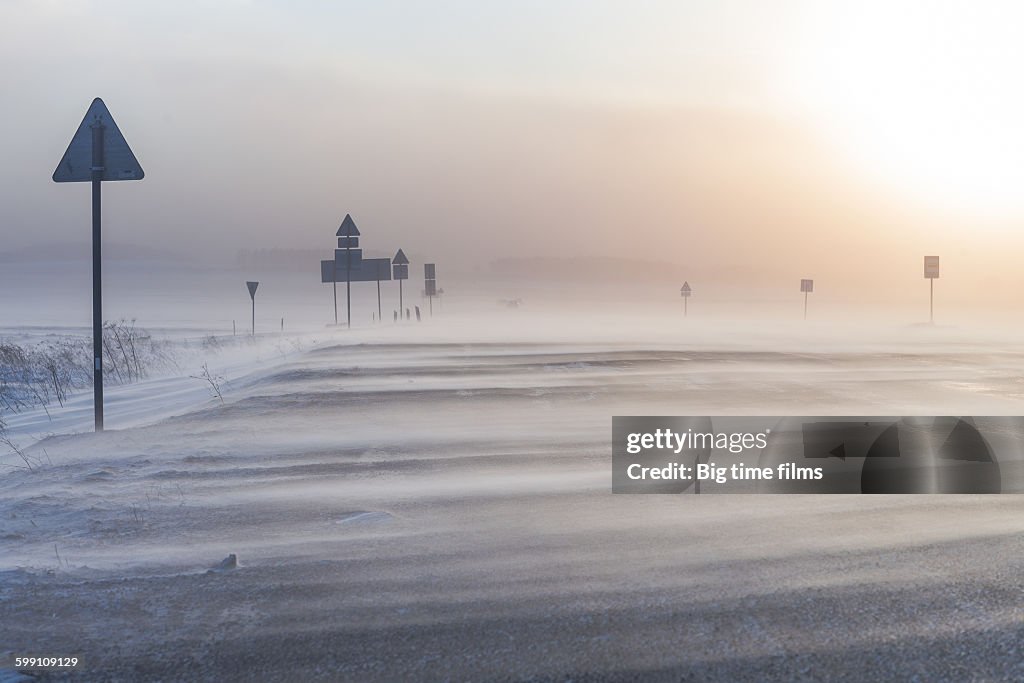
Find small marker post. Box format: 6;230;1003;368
376;260;386;323
680;282;692;317
424;263;437;317
246;281;259;336
924;256;940;324
800;279;814;320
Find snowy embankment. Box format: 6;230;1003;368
0;329;325;453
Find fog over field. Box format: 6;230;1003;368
5;1;1024;680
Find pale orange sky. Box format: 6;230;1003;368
2;1;1024;310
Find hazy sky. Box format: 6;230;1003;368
3;1;1024;302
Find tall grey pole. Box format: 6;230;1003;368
684;297;688;317
930;279;934;324
377;277;382;322
345;243;352;328
251;298;255;337
399;280;403;321
332;261;338;325
804;291;808;320
91;120;105;431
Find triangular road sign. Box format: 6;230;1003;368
336;214;360;237
392;248;409;265
53;98;144;183
246;281;259;299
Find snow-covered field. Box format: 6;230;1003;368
2;312;1024;681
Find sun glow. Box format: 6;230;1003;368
801;2;1024;217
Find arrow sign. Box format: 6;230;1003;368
246;281;259;336
53;98;145;433
53;98;144;182
828;443;846;460
336;214;360;237
680;282;691;297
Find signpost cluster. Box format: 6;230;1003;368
51;98;952;435
319;215;418;326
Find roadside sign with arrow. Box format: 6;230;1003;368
392;249;409;319
53;98;145;431
800;278;814;319
924;255;939;323
246;281;259;336
680;281;691;316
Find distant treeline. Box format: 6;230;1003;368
486;257;784;286
235;248;323;271
488;257;686;283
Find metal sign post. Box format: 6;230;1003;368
924;256;940;324
680;281;692;317
393;249;409;321
332;261;338;325
425;263;437;316
800;279;814;320
376;260;388;322
53;98;145;432
246;281;259;335
336;215;361;328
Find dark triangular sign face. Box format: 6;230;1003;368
828;443;846;460
938;419;994;462
336;214;360;237
246;281;259;299
682;282;691;292
53;98;145;183
392;248;409;265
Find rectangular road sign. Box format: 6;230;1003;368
321;257;393;283
425;263;436;279
425;280;437;296
800;279;814;293
924;255;940;279
334;248;363;269
392;264;408;280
